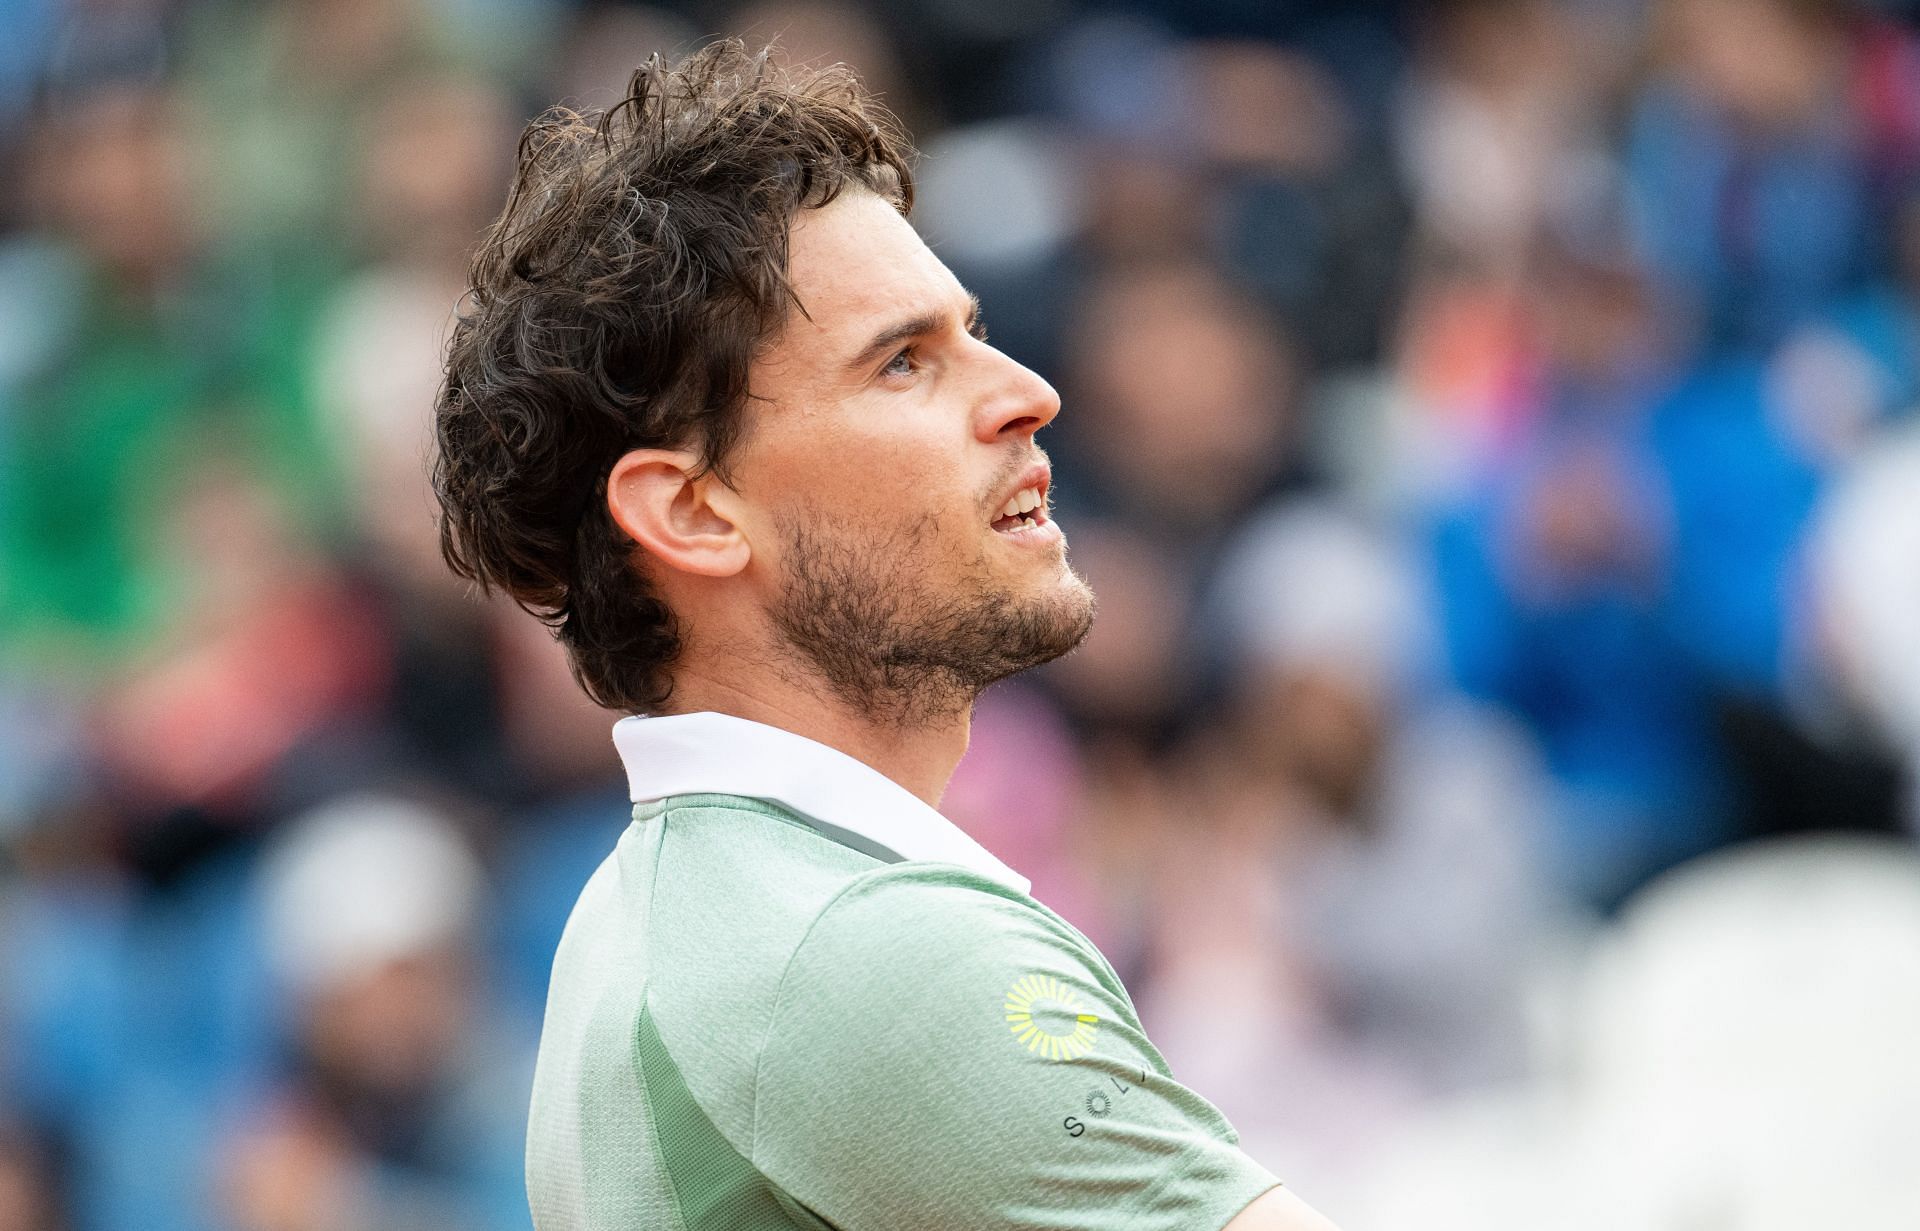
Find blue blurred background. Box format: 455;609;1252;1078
7;0;1920;1227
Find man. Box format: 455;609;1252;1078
434;40;1338;1231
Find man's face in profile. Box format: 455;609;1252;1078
718;191;1095;720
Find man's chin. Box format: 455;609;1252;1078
993;572;1097;675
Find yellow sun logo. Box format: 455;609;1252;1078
1003;974;1100;1061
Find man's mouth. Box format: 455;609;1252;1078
991;484;1047;533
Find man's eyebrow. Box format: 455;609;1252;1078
843;294;984;372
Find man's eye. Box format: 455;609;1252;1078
883;348;917;378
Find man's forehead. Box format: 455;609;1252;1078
784;192;969;344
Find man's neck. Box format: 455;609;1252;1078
661;668;971;808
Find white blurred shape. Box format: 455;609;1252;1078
1809;424;1920;755
313;269;453;468
1574;837;1920;1229
309;266;461;575
1342;838;1920;1230
260;794;484;997
1339;1089;1576;1231
1583;837;1920;1106
1211;499;1431;697
0;237;85;390
1765;325;1886;468
915;120;1081;274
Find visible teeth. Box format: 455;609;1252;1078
994;487;1045;527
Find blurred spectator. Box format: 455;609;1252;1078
1391;0;1613;496
1;824;272;1231
1041;258;1307;741
1650;340;1908;846
1428;237;1719;905
1398;0;1602;278
1191;38;1409;369
226;794;527;1231
1040;521;1198;744
1059;259;1300;536
179;0;448;253
92;456;385;822
1626;0;1882;353
1135;500;1559;1176
1;80;216;669
1210;501;1557;1080
310;69;515;573
298;70;532;798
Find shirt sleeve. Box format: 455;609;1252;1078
749;866;1281;1231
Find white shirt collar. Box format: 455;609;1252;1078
611;711;1030;895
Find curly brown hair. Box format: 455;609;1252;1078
433;41;914;713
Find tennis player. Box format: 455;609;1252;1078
434;40;1338;1231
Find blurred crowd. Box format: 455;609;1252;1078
6;0;1920;1228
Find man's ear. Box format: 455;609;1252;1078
606;449;751;579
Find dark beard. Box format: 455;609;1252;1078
769;511;1095;727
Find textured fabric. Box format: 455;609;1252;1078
525;793;1280;1230
633;1000;793;1230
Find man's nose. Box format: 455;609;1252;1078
976;348;1061;442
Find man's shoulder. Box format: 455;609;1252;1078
542;794;981;1157
555;792;1077;1020
646;791;1053;942
793;858;1082;966
652;804;1099;1086
758;857;1122;1056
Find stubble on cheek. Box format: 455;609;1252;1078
766;507;1094;726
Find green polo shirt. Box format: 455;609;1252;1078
526;714;1279;1230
